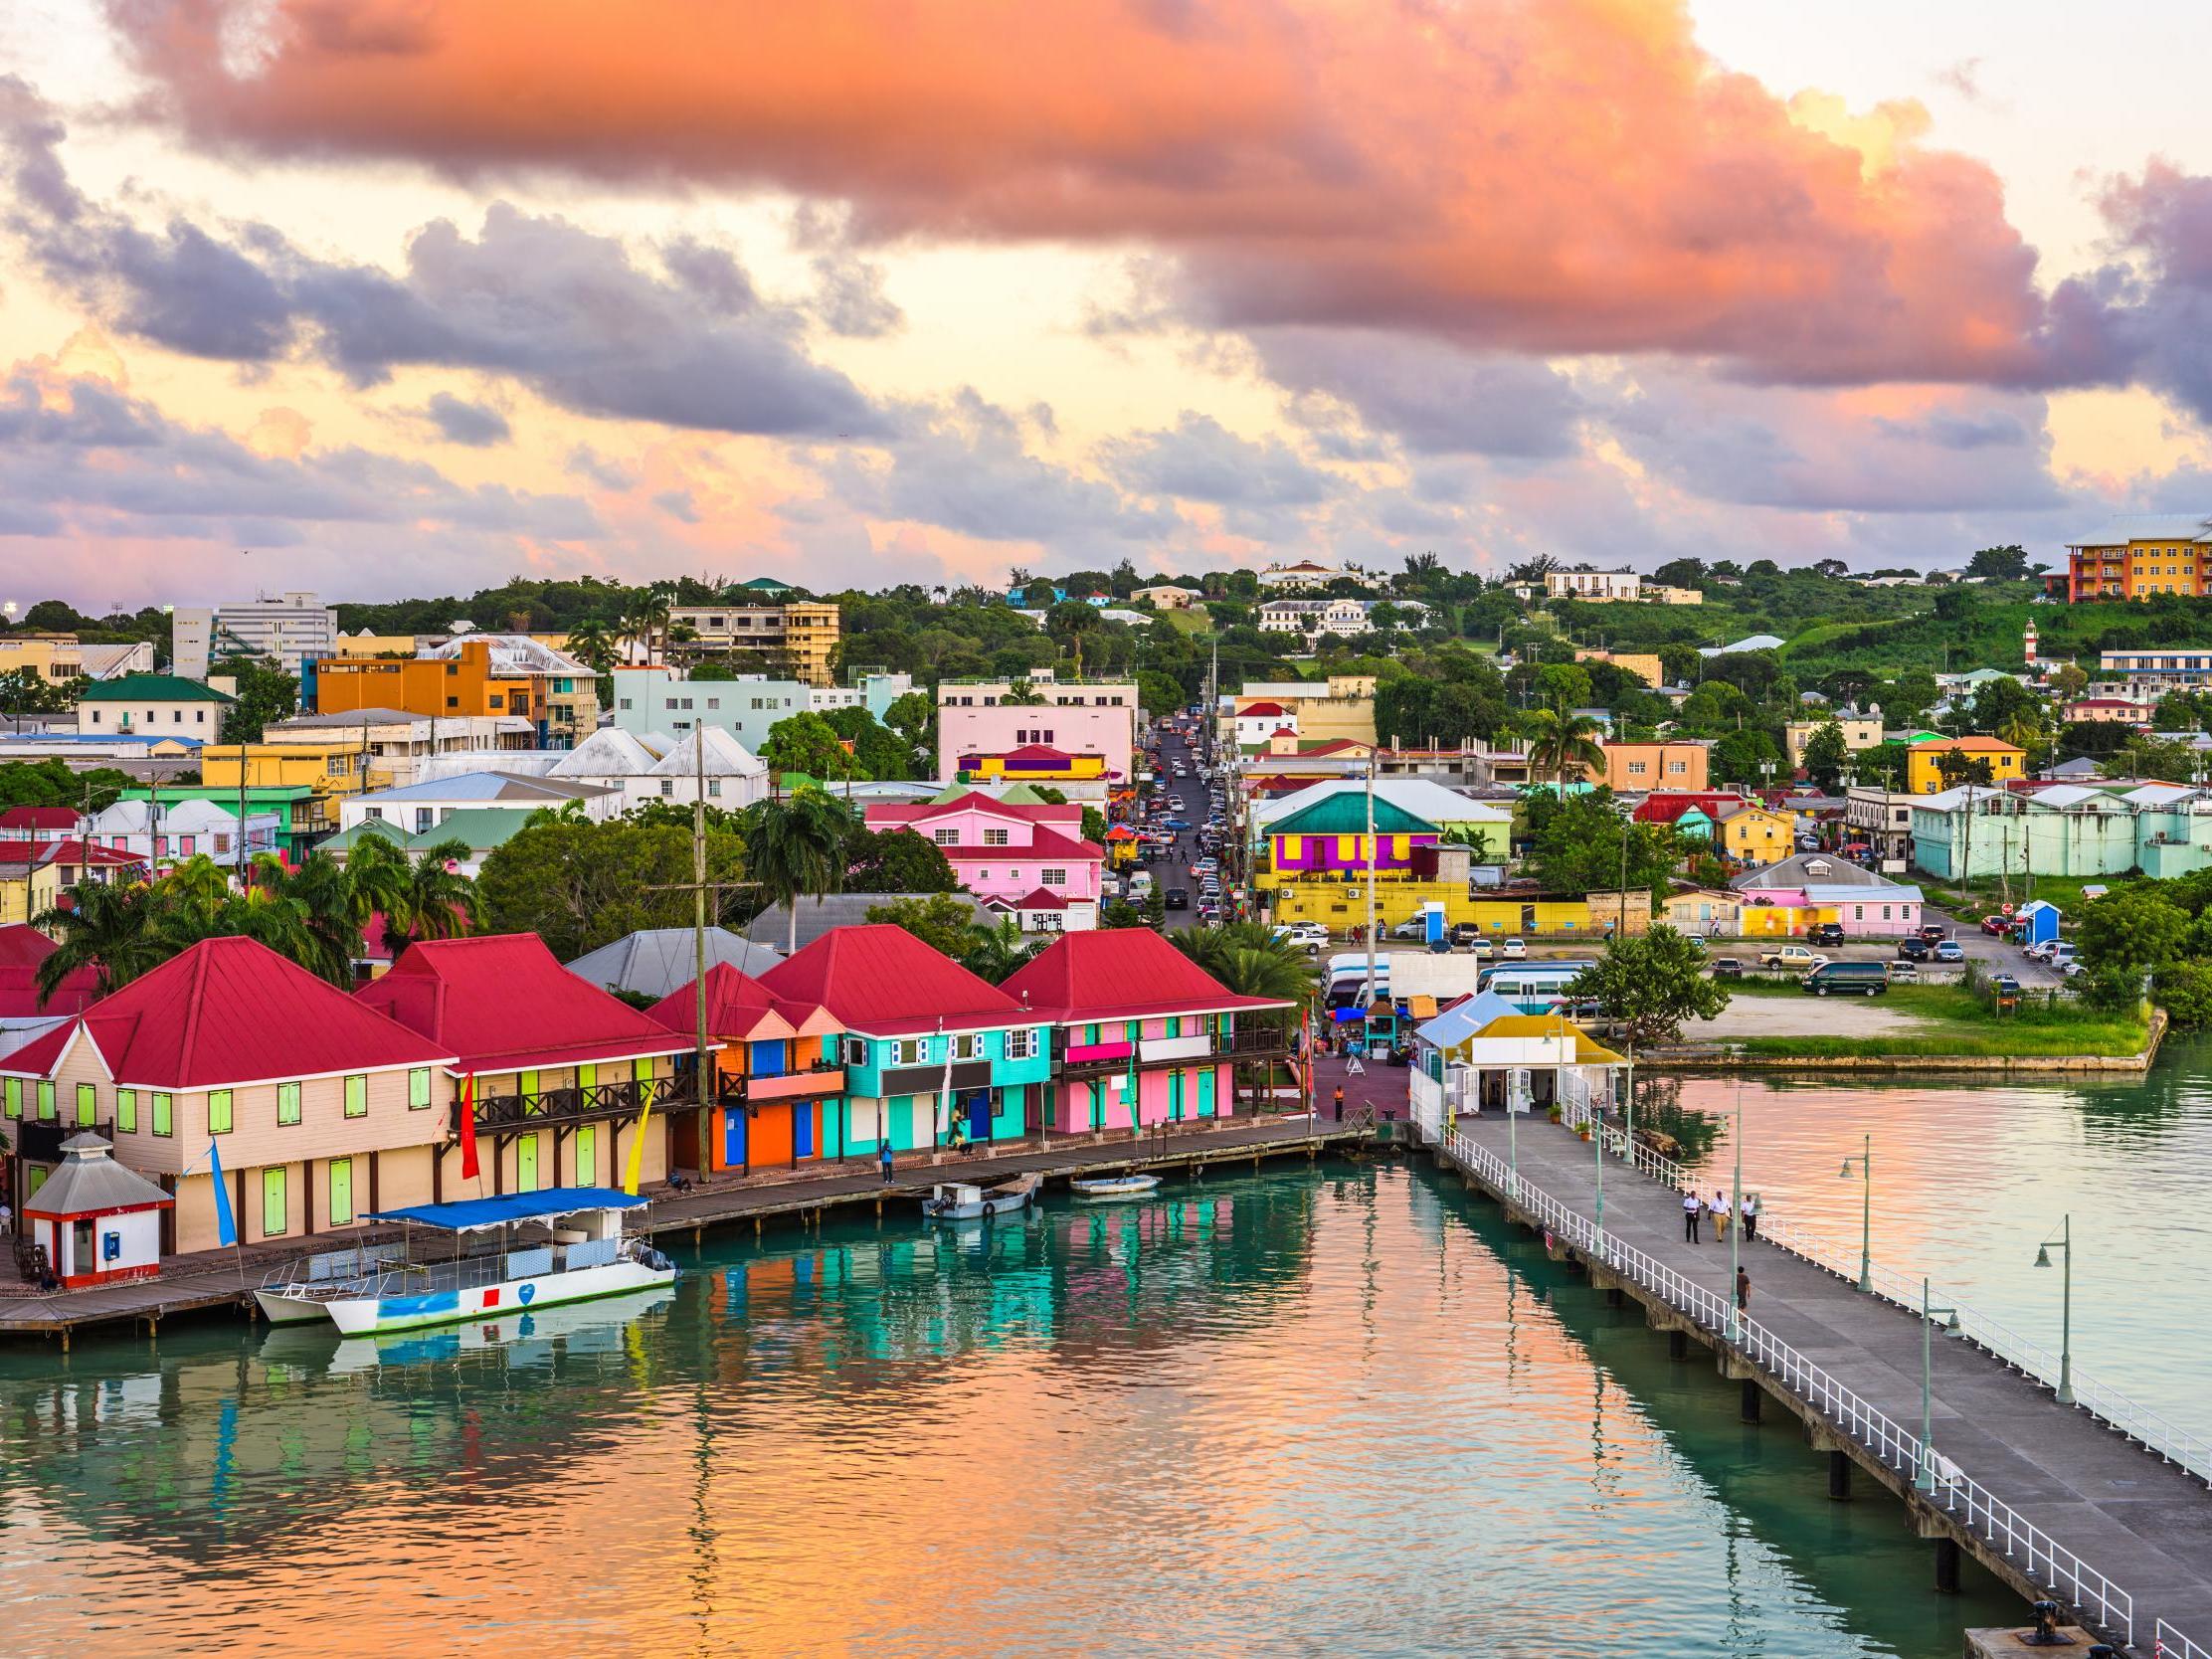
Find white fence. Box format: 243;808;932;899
1427;1110;2147;1648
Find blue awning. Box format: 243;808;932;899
360;1187;648;1233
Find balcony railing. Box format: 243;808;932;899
725;1062;846;1104
1053;1024;1294;1075
466;1074;697;1134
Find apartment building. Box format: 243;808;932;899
1546;569;1642;602
75;673;236;741
1782;711;1885;770
312;637;596;749
2054;514;2212;602
610;667;809;753
668;600;840;686
1587;740;1710;792
172;592;339;678
0;635;154;685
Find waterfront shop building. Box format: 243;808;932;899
356;935;695;1198
1730;853;1923;938
1001;930;1293;1135
759;925;1052;1157
0;937;458;1255
1410;993;1626;1118
646;964;843;1176
20;1133;172;1289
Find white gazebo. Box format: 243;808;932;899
22;1133;173;1289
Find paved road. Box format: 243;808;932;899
1140;714;1219;931
1454;1112;2212;1645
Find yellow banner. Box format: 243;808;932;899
623;1098;653;1196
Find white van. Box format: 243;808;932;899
1129;870;1154;898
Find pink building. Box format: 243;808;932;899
1729;852;1924;938
1001;931;1295;1133
864;792;1105;931
935;702;1135;788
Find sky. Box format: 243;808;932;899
3;1;2212;609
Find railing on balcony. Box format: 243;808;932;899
723;1061;846;1104
467;1074;697;1134
1053;1023;1294;1075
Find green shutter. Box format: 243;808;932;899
36;1081;54;1121
344;1074;367;1119
408;1067;432;1110
209;1089;233;1135
3;1077;18;1120
634;1057;653;1083
277;1082;301;1126
116;1088;137;1134
76;1083;96;1126
151;1092;173;1137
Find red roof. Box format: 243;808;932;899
0;937;453;1088
0;924;55;970
997;744;1077;769
759;924;1025;1035
865;792;1082;830
0;925;101;1017
0;839;144;869
1011;887;1067;910
1631;792;1748;825
1239;701;1290;717
1297;739;1369;757
645;962;835;1042
357;934;694;1073
0;807;77;832
932;823;1103;863
1000;928;1292;1024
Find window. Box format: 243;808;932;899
345;1074;367;1118
37;1081;55;1121
277;1082;301;1126
1005;1028;1035;1060
953;1032;983;1061
209;1088;233;1135
660;781;674;798
2;1078;16;1119
1040;867;1067;887
891;1037;927;1066
933;828;959;845
983;827;1010;846
152;1092;172;1137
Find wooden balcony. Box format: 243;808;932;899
466;1074;698;1135
728;1063;846;1104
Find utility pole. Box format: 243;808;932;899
1363;747;1378;1022
692;724;712;1143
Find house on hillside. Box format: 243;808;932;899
1001;929;1294;1134
0;937;456;1253
356;935;696;1196
758;925;1051;1157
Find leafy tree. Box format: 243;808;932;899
1965;544;2034;583
1520;708;1605;786
1524;790;1680;899
866;893;985;960
476;815;747;960
962;917;1042;981
1080;807;1109;845
1171;922;1314;1005
1970;675;2041;735
33;880;173;1001
761;711;862;782
1711;728;1782;787
2051;662;2089;699
2077;885;2189;993
821;705;918;779
0;759;130;812
1651;558;1707;589
1801;721;1850;792
1569;926;1731;1046
1100;899;1149;929
1933;749;1995;790
0;666;79;717
844;827;957;893
743;788;853;951
2155;960;2212;1030
882;691;936;772
1532;661;1593;711
212;655;298;743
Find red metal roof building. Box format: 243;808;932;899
0;923;102;1017
760;924;1026;1036
357;934;697;1197
0;807;79;839
646;963;843;1176
0;936;459;1256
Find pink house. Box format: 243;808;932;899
935;702;1135;787
1001;931;1295;1133
1729;852;1925;938
864;792;1105;931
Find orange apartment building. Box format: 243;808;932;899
310;641;542;737
2052;514;2212;601
1587;740;1711;793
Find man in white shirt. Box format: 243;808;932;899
1711;1189;1732;1241
1682;1189;1702;1242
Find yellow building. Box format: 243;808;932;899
1227;676;1378;748
1572;648;1664;688
0;852;63;928
1261;874;1649;937
202;741;381;798
1713;803;1794;862
1783;713;1884;770
1905;736;2027;795
2060;516;2212;600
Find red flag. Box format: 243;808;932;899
459;1072;480;1183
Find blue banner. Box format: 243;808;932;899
209;1141;237;1248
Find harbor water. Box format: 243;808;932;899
0;1150;2051;1657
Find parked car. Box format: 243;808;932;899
1886;960;1919;983
1274;922;1329;953
1449;922;1484;948
1164;888;1190;910
1988;973;2022;997
1499;938;1528;960
1895;937;1933;962
1979;914;2014;936
1465;936;1495;959
1933;940;1965;963
1711;957;1747;980
1808;922;1845;948
2046;942;2077;968
1389;917;1428;941
1758;944;1826;973
1802;962;1889;997
1918;922;1949;944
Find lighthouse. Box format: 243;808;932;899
2024;619;2039;669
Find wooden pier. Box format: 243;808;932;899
1433;1109;2212;1659
0;1113;1377;1348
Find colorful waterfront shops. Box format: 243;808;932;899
646;963;843;1176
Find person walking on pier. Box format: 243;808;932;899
1742;1193;1759;1241
1683;1189;1702;1242
1333;1085;1345;1123
1736;1267;1751;1314
1712;1189;1731;1241
879;1140;895;1185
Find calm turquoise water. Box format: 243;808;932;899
0;1159;2019;1657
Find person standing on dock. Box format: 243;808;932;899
879;1140;895;1185
1683;1189;1702;1242
1712;1189;1731;1242
1742;1193;1759;1241
1333;1085;1345;1122
1736;1267;1751;1313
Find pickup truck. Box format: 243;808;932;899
1757;944;1828;974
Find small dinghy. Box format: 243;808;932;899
922;1171;1040;1221
1070;1173;1161;1200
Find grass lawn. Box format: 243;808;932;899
1918;873;2110;918
1160;608;1214;636
1726;981;2146;1058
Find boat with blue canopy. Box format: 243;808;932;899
253;1188;676;1335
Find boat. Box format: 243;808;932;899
1070;1173;1162;1200
261;1285;677;1375
252;1188;676;1336
920;1171;1040;1221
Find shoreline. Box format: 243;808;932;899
1639;1008;2170;1076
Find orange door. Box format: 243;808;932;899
752;1103;796;1169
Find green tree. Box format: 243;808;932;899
1171;921;1315;1005
1965;544;2034;582
2077;885;2188;985
1532;661;1593;712
0;759;130;812
865;893;985;960
883;691;936;772
212;655;298;744
32;880;171;1001
962;917;1041;981
1525;791;1680;899
845;827;958;893
1080;807;1109;845
1520;708;1605;787
1569;926;1730;1046
1711;728;1782;787
1934;749;1995;790
743;789;853;952
476;815;747;959
1801;721;1849;792
761;711;863;782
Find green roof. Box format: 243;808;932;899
1267;794;1438;836
323;808;536;853
79;673;236;703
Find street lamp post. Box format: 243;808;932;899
1838;1135;1873;1292
1920;1276;1961;1492
2034;1213;2076;1405
1728;1093;1744;1342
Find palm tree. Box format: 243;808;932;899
1522;708;1606;787
564;617;618;673
32;880;167;1002
339;829;414;937
159;853;234;925
744;789;853;951
252;850;361;982
963;918;1039;982
396;837;483;951
1172;922;1315;1101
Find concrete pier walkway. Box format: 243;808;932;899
1442;1109;2212;1657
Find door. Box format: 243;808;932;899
1197;1068;1216;1118
575;1124;597;1186
793;1101;816;1159
517;1133;541;1193
328;1158;354;1226
967;1091;991;1142
262;1168;286;1237
721;1109;746;1172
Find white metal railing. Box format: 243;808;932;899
1550;1093;2212;1492
1431;1115;2147;1649
2159;1619;2212;1659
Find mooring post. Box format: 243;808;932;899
1933;1535;1960;1594
1828;1449;1851;1501
1740;1379;1761;1423
1669;1329;1689;1361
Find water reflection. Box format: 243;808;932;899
0;1166;2017;1657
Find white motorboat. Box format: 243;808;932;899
253;1188;675;1336
921;1172;1040;1221
1070;1173;1162;1200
